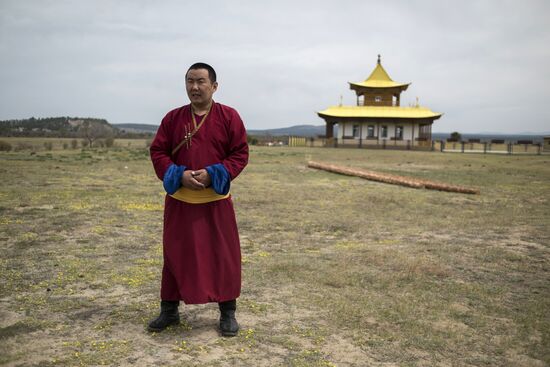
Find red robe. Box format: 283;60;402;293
150;102;249;304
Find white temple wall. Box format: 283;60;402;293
338;121;420;141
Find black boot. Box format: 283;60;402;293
219;300;239;337
147;300;180;332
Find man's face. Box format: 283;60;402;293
186;68;218;106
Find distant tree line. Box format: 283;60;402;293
0;117;107;137
0;116;153;140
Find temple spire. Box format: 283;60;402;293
349;55;411;91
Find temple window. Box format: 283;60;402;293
353;124;360;138
367;125;375;138
375;96;382;103
396;126;403;139
381;126;388;138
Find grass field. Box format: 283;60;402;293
1;142;549;366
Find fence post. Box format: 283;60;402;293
461;141;465;153
441;141;445;152
483;142;487;154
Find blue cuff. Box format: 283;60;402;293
163;164;186;194
206;164;230;195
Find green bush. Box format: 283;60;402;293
71;139;78;149
449;131;462;142
44;142;53;150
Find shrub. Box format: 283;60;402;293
15;142;34;151
71;139;78;149
44;142;53;151
450;131;462;142
247;135;260;145
63;142;69;149
0;140;13;151
81;140;89;148
105;137;115;148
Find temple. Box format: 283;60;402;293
317;55;442;148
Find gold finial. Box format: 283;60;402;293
377;54;381;64
416;96;419;107
339;94;343;106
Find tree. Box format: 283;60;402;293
449;131;462;142
79;121;113;148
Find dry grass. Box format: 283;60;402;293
0;137;149;151
0;144;549;366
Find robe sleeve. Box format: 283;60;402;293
222;109;249;180
150;112;175;181
206;163;230;195
163;164;186;194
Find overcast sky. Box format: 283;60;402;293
1;0;549;133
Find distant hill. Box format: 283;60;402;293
113;123;159;134
0;117;154;138
0;117;114;137
247;124;327;137
111;123;329;137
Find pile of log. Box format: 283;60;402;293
307;161;479;195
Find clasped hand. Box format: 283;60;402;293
182;169;211;190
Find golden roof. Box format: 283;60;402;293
318;105;442;120
350;56;410;89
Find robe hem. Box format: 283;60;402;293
176;294;241;305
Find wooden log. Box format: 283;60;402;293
307;161;480;195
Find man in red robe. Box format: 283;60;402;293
149;63;248;337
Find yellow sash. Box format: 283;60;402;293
170;187;230;204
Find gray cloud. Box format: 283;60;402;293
1;0;549;133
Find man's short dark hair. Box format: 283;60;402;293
186;62;217;83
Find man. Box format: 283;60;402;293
149;63;248;337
